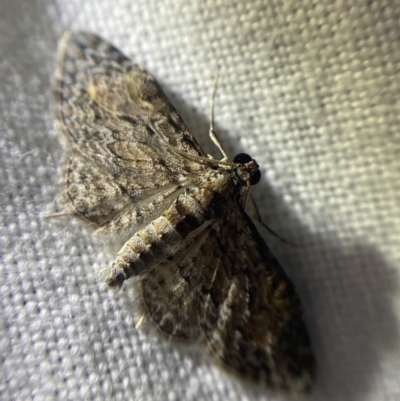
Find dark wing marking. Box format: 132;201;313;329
54;31;206;232
141;203;314;393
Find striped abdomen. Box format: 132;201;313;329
105;174;231;288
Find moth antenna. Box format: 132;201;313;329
249;194;300;248
208;74;228;161
147;115;238;169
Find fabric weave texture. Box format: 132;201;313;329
1;0;400;400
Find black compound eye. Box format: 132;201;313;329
233;153;261;185
250;169;261;185
233;153;252;164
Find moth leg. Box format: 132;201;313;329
208;74;229;161
249;194;299;248
135;314;146;329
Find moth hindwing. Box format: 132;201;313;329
54;31;315;393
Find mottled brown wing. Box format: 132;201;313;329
54;31;206;232
141;204;314;393
203;208;314;393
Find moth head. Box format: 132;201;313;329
233;153;261;185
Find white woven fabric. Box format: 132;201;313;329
1;0;400;400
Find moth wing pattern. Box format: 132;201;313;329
141;203;314;392
54;31;315;393
54;31;206;233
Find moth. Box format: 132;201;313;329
54;31;314;393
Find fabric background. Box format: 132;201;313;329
1;0;400;400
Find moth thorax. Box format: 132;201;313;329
233;153;261;185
